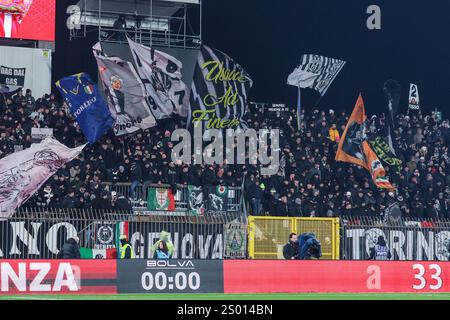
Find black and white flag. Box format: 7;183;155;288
287;54;346;96
127;38;190;119
93;43;157;136
383;79;401;156
188;45;253;130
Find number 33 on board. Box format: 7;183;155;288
413;264;443;290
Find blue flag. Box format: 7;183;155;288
56;73;114;144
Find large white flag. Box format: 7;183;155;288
0;138;85;216
127;37;190;118
287;54;346;96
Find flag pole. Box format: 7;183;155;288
314;93;324;108
297;87;302;131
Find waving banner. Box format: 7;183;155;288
127;38;189;118
369;136;402;173
56;73;114;144
335;94;394;190
0;138;85;216
287;54;346;96
383;79;401;156
93;43;157;136
189;45;253;130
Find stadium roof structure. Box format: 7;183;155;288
71;0;202;49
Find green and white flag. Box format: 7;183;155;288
187;186;205;216
207;185;229;215
147;188;175;211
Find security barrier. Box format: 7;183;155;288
342;216;450;261
0;208;240;259
247;216;340;260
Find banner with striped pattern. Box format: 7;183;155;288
287;54;346;96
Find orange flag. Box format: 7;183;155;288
335;94;394;190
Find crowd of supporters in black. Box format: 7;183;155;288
1;87;449;219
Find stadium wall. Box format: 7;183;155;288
1;260;450;295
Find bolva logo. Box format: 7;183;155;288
146;260;195;269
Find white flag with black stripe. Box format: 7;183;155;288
287;54;346;96
127;38;190;119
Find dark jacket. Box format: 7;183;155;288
369;237;392;260
299;233;322;260
274;200;289;216
121;240;132;259
57;238;80;259
283;241;300;259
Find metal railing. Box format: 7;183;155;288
341;216;450;261
0;207;244;259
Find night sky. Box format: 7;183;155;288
55;0;450;118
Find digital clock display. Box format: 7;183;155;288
117;260;224;294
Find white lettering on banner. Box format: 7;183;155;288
29;263;51;292
346;229;366;259
131;232;145;259
406;230;414;260
53;263;78;292
172;233;179;259
366;265;381;290
347;228;450;261
73;97;97;117
147;232;159;258
181;234;194;259
389;230;406;260
45;223;78;255
417;231;434;261
198;235;212;259
1;66;12;75
212;234;223;259
1;263;26;292
9;222;42;255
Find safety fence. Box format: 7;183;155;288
4;260;450;294
247;216;340;260
0;208;246;260
341;216;450;261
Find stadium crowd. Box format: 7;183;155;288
1;87;450;219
